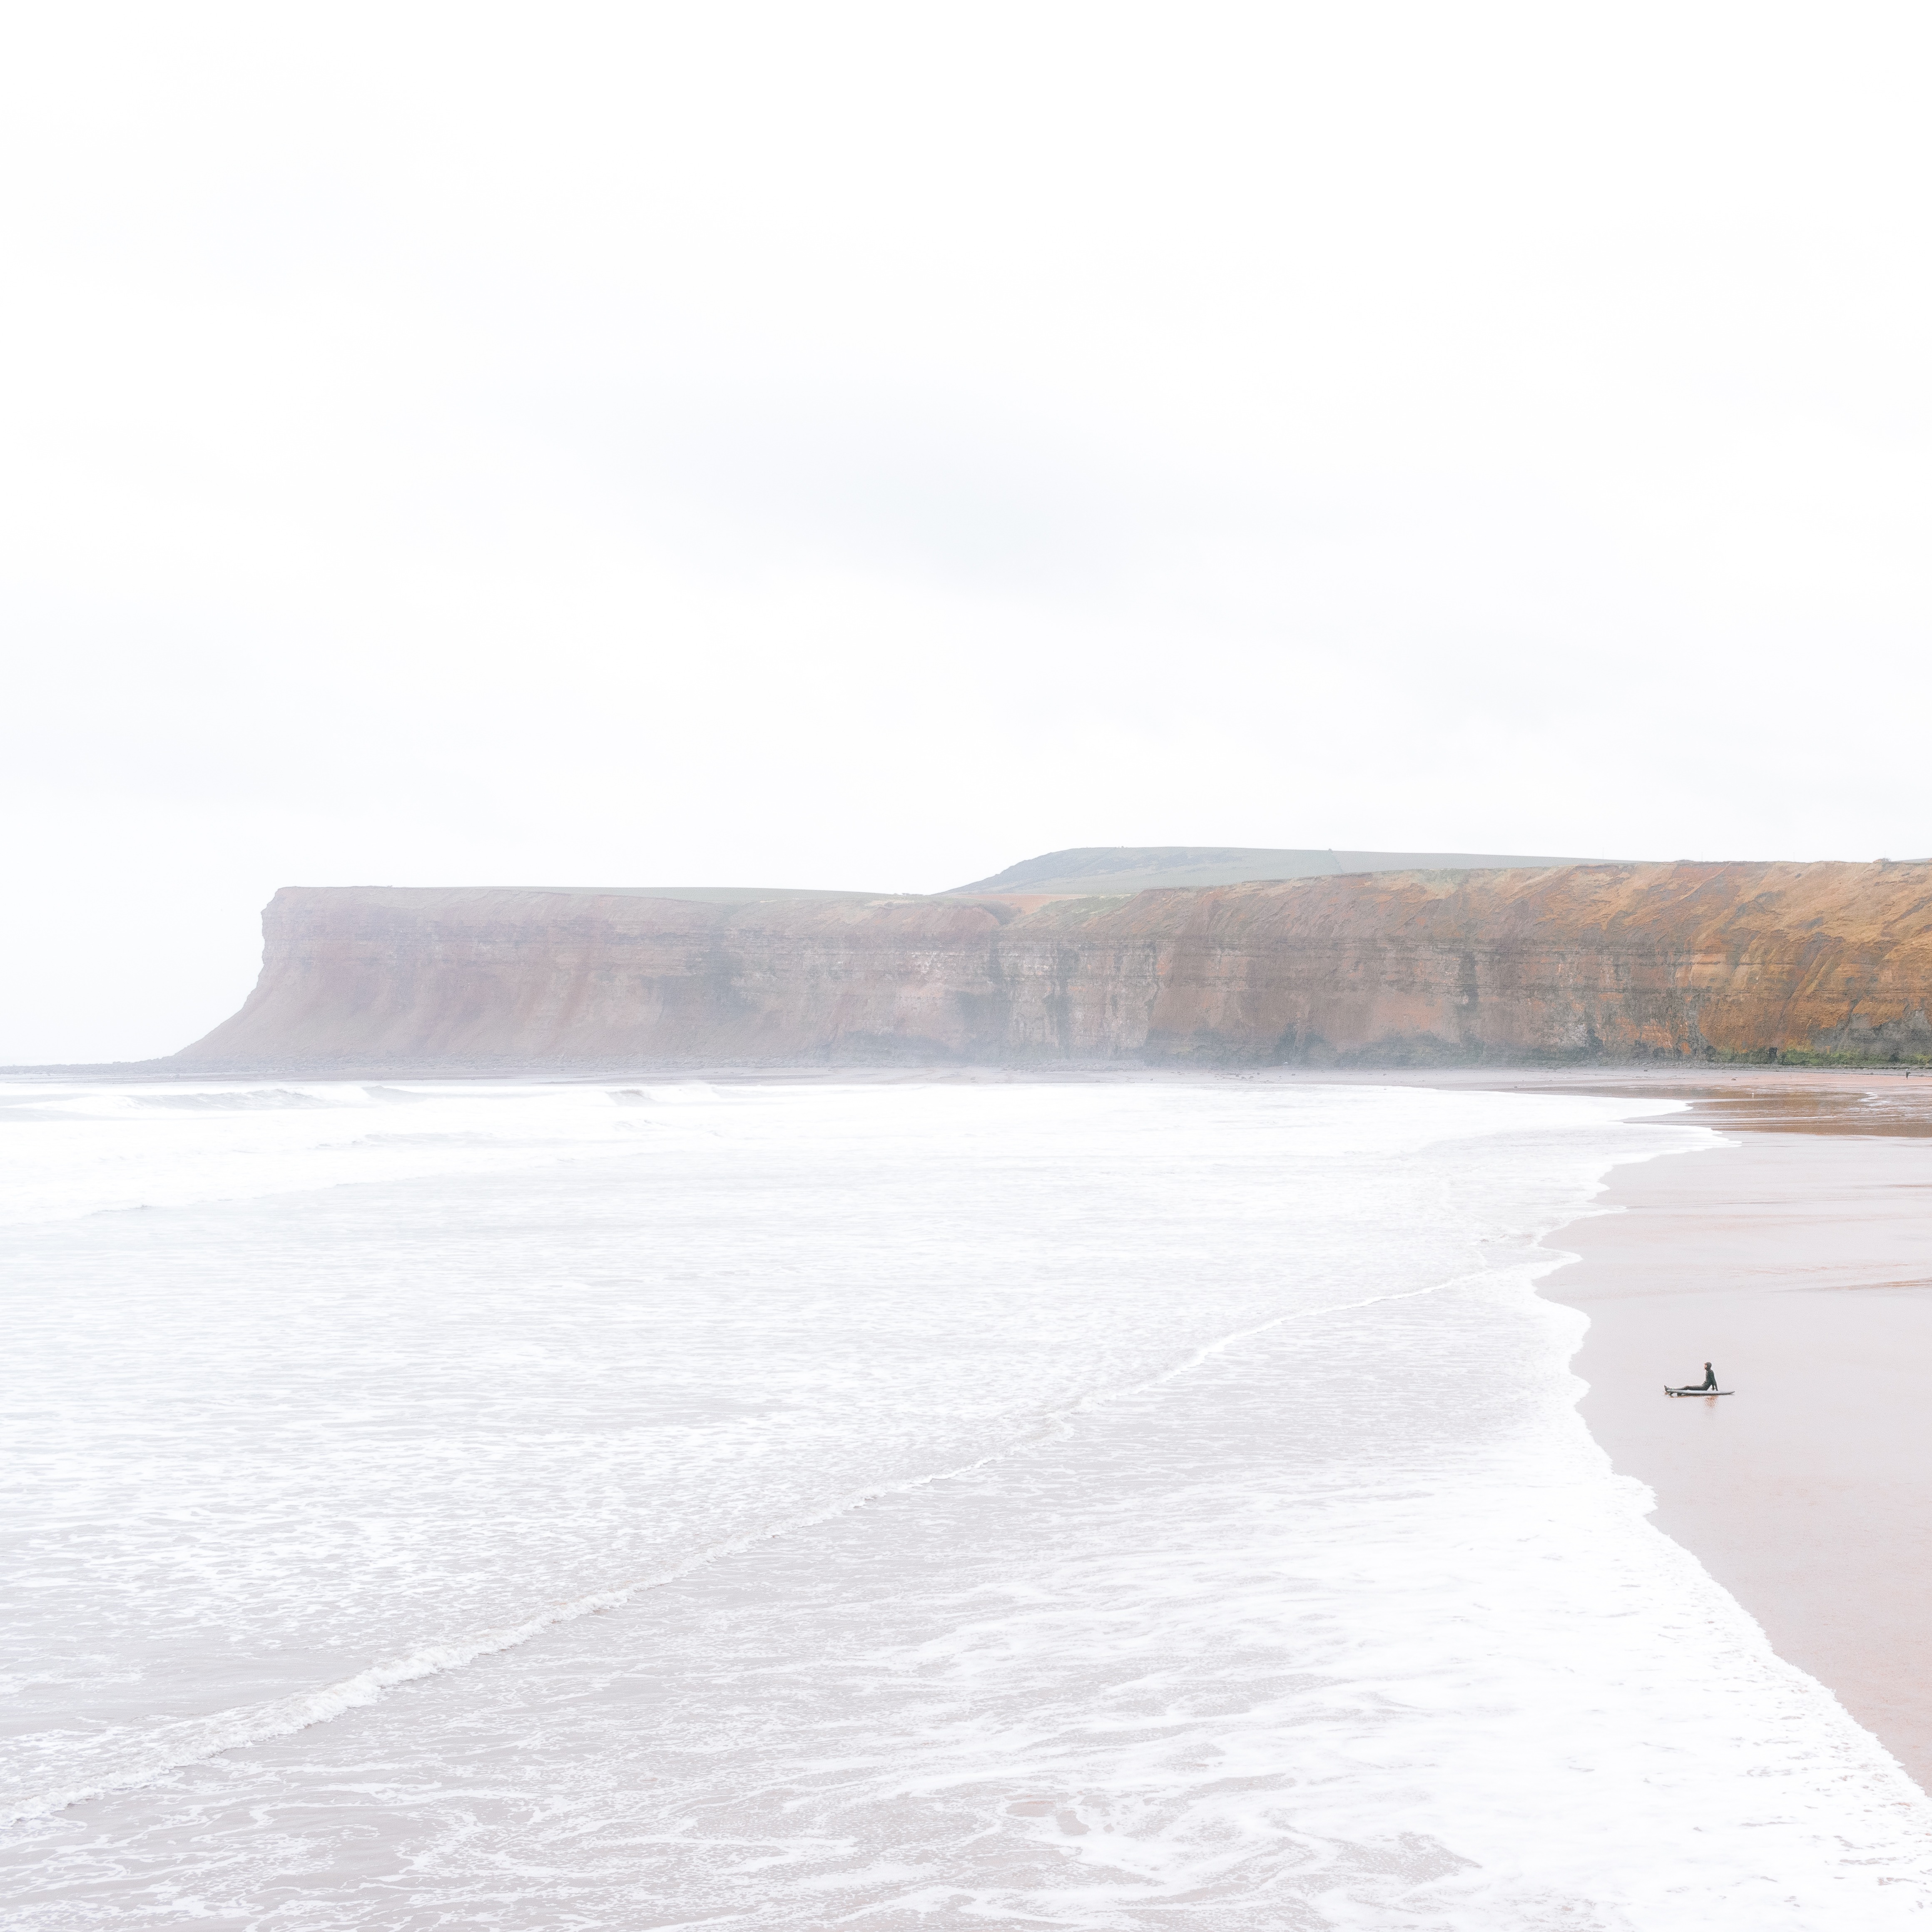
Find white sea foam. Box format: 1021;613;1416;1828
1;1270;1488;1826
0;1078;681;1226
1;1078;1926;1927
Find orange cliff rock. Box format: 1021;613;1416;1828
169;862;1932;1072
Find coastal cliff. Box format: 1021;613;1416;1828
169;861;1932;1071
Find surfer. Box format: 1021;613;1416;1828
1669;1361;1718;1394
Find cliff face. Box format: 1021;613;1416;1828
172;862;1932;1071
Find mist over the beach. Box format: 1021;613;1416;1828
10;10;1932;1930
6;4;1932;1062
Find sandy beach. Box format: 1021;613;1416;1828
1483;1068;1932;1789
1290;1065;1932;1784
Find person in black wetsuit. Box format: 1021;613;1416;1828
1672;1361;1718;1392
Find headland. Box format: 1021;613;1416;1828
117;854;1932;1076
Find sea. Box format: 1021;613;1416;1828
1;1074;1927;1929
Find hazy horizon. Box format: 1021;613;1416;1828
7;4;1932;1059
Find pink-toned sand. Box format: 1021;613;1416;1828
1520;1070;1932;1787
1300;1066;1932;1782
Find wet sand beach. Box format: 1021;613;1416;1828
1505;1069;1932;1788
1294;1065;1932;1785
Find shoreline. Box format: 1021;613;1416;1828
1203;1065;1932;1789
1515;1069;1932;1789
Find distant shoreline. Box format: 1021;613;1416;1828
12;1057;1932;1086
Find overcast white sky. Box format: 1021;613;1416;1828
5;3;1931;1062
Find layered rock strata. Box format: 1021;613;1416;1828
172;862;1932;1071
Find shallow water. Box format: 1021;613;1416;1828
2;1076;1926;1927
